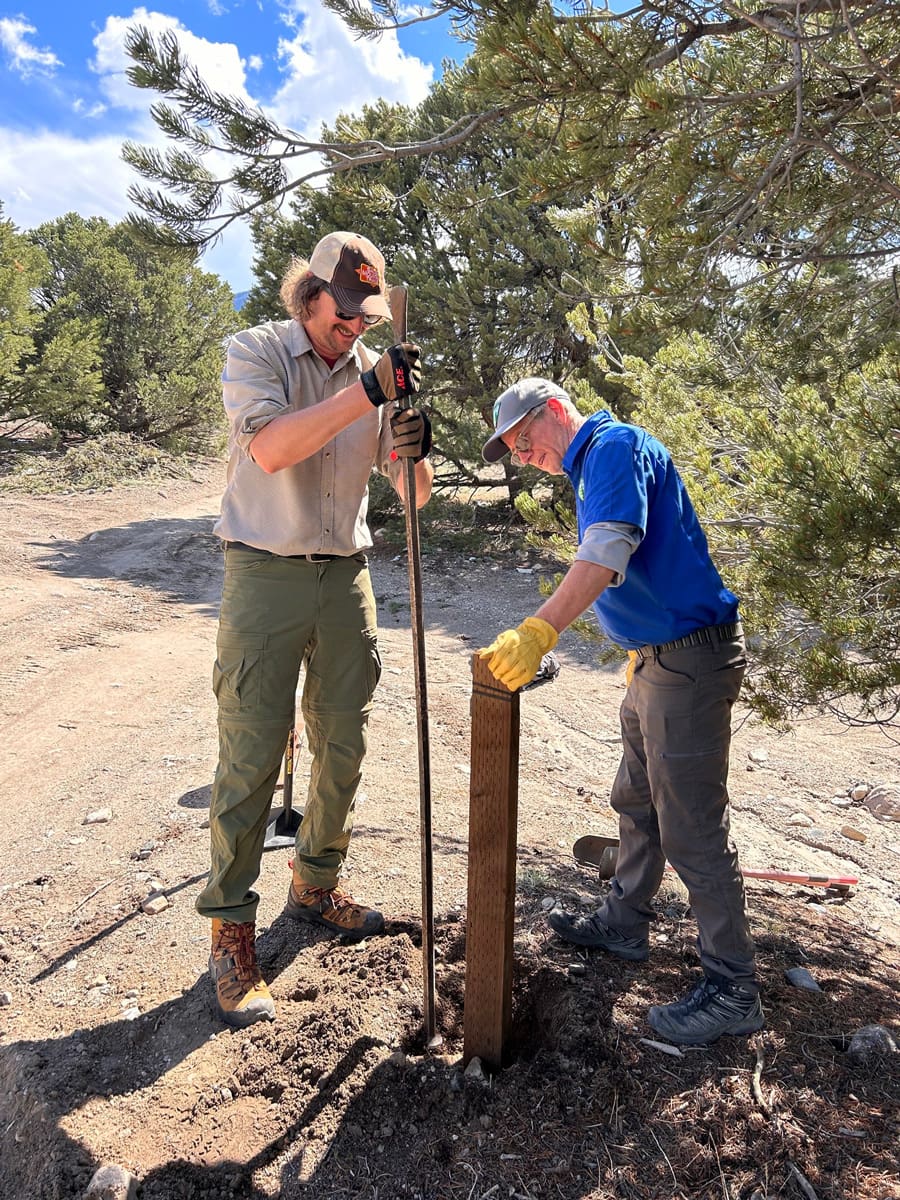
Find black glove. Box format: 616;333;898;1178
390;407;432;462
361;343;421;408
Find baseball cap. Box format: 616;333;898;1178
308;231;392;321
482;377;571;463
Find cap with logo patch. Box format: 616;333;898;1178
482;377;570;463
309;231;392;321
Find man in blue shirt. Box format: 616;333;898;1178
479;377;763;1046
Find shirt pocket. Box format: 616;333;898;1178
213;632;266;714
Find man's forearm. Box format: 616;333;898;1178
534;560;615;633
249;381;372;473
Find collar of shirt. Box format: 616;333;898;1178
562;409;616;477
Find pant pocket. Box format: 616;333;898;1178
213;632;266;714
364;628;382;702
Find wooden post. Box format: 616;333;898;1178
463;654;520;1069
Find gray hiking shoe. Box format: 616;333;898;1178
547;909;649;960
648;976;764;1045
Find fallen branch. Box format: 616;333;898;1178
788;1160;820;1200
751;1044;771;1116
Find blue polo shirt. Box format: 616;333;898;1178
562;412;739;650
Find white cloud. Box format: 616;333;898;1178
270;0;433;136
0;16;63;77
1;3;436;291
90;7;255;112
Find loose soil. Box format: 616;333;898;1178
0;466;898;1200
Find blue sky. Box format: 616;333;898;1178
0;1;464;291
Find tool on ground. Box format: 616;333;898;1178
522;651;560;690
390;283;441;1050
263;715;303;850
572;834;858;894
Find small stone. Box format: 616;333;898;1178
0;991;12;1006
748;748;769;764
785;967;822;992
540;897;556;911
141;893;169;915
788;813;813;827
464;1056;487;1083
863;782;900;822
568;963;587;977
83;808;112;825
84;1164;139;1200
840;825;866;843
121;1007;141;1021
849;784;870;801
847;1024;898;1063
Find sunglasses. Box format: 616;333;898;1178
323;285;382;328
510;405;546;463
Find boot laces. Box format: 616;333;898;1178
304;886;361;914
214;922;262;987
681;977;721;1013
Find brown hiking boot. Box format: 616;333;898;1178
284;877;384;941
208;918;275;1028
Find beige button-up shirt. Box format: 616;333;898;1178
214;318;400;557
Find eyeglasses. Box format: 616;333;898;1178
323;285;382;328
509;405;545;463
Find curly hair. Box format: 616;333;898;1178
279;258;327;322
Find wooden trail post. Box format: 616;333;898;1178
463;654;520;1069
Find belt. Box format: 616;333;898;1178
634;620;743;661
224;541;341;562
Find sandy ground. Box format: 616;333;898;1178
0;468;897;1200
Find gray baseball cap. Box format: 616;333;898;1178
482;377;571;463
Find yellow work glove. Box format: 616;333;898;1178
478;617;559;692
625;650;638;687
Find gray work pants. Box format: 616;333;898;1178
196;546;381;924
597;632;757;988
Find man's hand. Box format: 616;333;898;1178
390;408;432;462
478;617;559;691
361;343;421;407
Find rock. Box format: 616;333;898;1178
748;748;769;764
784;967;822;992
847;1024;898;1063
83;1164;139;1199
849;783;870;801
787;813;813;827
0;990;12;1006
83;808;112;825
141;892;169;915
840;825;866;843
540;897;556;911
863;782;900;822
464;1056;487;1083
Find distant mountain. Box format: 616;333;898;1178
232;289;250;310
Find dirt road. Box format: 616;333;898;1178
0;471;897;1200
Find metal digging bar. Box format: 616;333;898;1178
390;283;441;1051
264;714;303;849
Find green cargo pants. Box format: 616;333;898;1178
196;545;381;924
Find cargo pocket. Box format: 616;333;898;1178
213;632;266;714
363;628;382;703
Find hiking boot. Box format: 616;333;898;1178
284;878;384;942
208;918;275;1028
648;976;764;1045
547;908;649;960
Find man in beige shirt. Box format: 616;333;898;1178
198;232;433;1027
